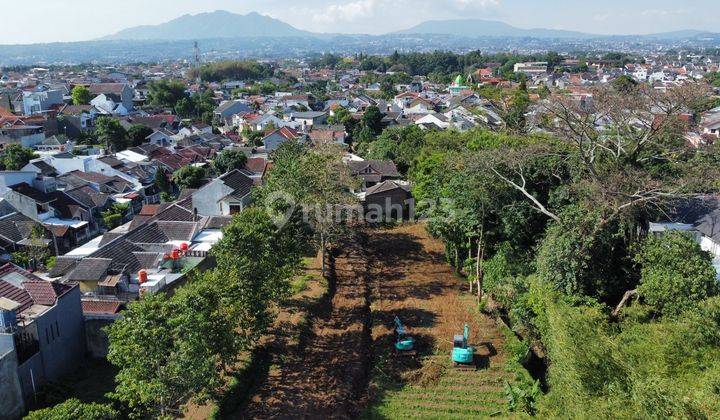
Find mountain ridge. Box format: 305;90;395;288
100;10;314;41
59;10;717;43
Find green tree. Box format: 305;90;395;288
635;231;719;318
25;398;118;420
101;203;129;230
127;124;153;147
612;75;639;93
154;168;170;193
361;105;384;135
107;282;235;418
71;85;92;105
172;166;206;189
262;142;357;276
210;208;306;345
213;148;248;174
0;144;37;170
148;79;188;108
95;117;129;152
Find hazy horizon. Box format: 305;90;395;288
0;0;718;45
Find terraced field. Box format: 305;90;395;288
364;224;519;419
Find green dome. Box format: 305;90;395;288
454;74;464;85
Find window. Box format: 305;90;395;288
229;204;243;215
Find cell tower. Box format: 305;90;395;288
193;41;201;84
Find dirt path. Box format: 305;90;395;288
239;236;372;419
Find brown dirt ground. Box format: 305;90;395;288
226;223;510;419
238;234;372;419
182;255;327;420
367;223;507;365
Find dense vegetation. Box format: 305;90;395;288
403;82;720;416
188;60;274;83
309;50;616;82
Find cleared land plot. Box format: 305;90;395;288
364;224;517;419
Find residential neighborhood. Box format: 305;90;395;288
3;3;720;420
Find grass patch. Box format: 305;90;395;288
290;274;313;294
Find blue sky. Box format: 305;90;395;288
1;0;717;44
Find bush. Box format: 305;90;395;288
504;379;541;415
24;398;118;420
635;231;718;318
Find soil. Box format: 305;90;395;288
233;223;511;419
237;232;372;419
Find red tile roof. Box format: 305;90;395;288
0;263;75;312
82;300;124;315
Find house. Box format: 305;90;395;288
191;169;255;216
146;129;175;147
263;127;304;152
0;263;84;405
90;94;129;116
22;90;63;116
214;100;251;125
57;104;98;138
347;160;401;190
513;62;549;76
308;126;347;146
0;123;45;148
88;83;134;112
286;111;328;129
363;180;412;220
415;113;451;130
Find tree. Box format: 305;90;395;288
0;144;37;170
71;85;92;105
95;117;129;152
172;166;206;189
634;231;719;318
612;75;638;94
154;168;170;193
25;399;118;420
102;203;129;230
107;285;234;418
261;142;357;276
361;105;384;135
366;125;426;174
148;79;188;108
211;207;306;341
127;124;153;147
213;148;248;174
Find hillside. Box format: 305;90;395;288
101;10;314;41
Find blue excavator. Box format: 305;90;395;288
452;324;475;368
394;316;416;356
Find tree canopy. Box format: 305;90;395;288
0;144;37;170
172;166;206;189
71;85;92;105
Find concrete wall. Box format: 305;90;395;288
0;349;24;420
2;189;39;220
0;172;36;194
16;351;44;398
35;286;85;382
84;318;113;359
192;179;232;217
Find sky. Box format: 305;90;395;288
1;0;718;44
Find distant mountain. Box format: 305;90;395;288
394;19;717;40
101;10;314;41
394;19;593;39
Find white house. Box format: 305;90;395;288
22;89;63;115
